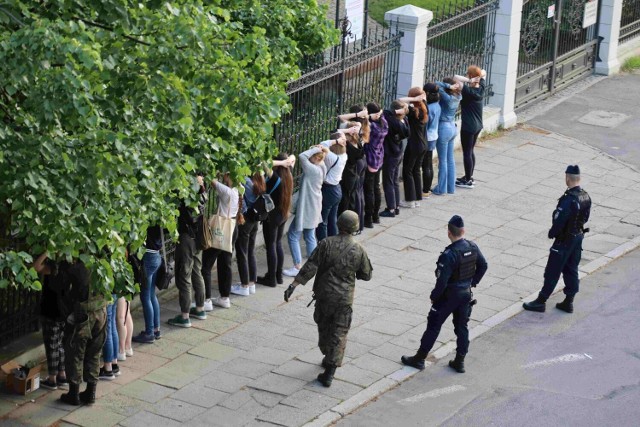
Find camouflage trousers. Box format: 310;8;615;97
313;302;353;367
63;308;107;385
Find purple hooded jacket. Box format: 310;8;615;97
364;115;389;172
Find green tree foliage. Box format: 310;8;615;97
0;1;337;294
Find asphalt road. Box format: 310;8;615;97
529;73;640;168
338;248;640;427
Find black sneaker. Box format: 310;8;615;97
132;331;155;344
256;275;277;287
154;330;162;340
379;209;395;218
394;208;400;216
56;376;69;388
41;378;58;390
455;179;475;189
112;364;121;377
99;368;115;381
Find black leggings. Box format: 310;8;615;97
262;216;285;284
422;150;434;193
364;169;382;218
202;226;238;298
461;130;481;181
403;144;426;201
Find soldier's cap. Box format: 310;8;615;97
338;210;360;233
565;164;580;175
448;215;464;229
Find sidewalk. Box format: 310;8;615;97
3;124;640;427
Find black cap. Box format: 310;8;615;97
423;82;438;93
448;215;464;228
565;165;580;175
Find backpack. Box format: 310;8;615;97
249;176;280;221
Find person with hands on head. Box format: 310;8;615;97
398;87;429;208
401;215;487;374
315;126;352;241
453;66;487;189
362;102;389;228
380;100;410;218
431;78;463;195
422;83;441;198
257;154;295;287
284;210;372;388
283;139;331;278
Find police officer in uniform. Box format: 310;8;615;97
284;210;372;387
524;165;591;313
56;260;108;406
402;215;487;372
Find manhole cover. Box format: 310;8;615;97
578;110;629;128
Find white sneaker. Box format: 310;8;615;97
117;352;126;361
230;284;250;296
203;299;214;312
399;201;415;208
283;267;300;277
249;284;256;294
125;348;134;357
415;201;421;207
211;297;231;309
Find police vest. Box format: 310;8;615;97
560;188;591;238
448;241;478;283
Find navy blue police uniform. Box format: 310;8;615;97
524;165;591;313
402;215;488;372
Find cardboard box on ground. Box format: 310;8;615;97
1;360;41;395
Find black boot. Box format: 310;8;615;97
523;295;547;312
60;382;81;406
317;365;336;387
321;356;328;369
556;295;574;313
79;381;97;405
364;215;373;228
448;353;466;373
401;349;427;370
256;274;276;288
372;214;380;224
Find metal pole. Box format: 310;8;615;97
362;0;369;47
549;0;563;94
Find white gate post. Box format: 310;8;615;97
489;0;523;128
385;5;433;99
595;0;623;75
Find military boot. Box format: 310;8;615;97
523;295;547;312
321;356;329;369
448;353;466;373
79;381;97;405
60;382;81;406
556;295;574;313
317;365;337;387
401;349;427;370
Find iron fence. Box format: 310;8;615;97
0;287;40;346
423;0;499;106
274;22;402;172
620;0;640;44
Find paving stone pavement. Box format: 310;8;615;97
3;124;640;427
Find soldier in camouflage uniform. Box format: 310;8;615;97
284;210;372;387
53;261;108;406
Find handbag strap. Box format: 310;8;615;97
160;229;167;265
268;176;281;195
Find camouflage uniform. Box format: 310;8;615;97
57;262;107;386
294;233;372;367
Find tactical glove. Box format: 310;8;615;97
284;284;296;302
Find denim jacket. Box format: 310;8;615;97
436;81;462;123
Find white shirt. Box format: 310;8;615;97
214;181;239;218
320;140;348;185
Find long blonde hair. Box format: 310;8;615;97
348;104;370;143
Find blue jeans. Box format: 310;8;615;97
433;122;457;194
316;183;342;241
141;251;161;335
103;298;119;362
288;226;317;266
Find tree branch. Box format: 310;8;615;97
74;17;151;46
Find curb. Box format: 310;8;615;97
303;238;640;426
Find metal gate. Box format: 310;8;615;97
515;0;599;109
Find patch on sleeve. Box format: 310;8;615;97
553;210;560;220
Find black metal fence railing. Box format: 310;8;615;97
620;0;640;44
275;21;402;177
423;0;499;107
0;287;40;346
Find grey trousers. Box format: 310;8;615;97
175;232;205;313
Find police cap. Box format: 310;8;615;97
448;215;464;228
338;210;360;234
565;164;580;175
